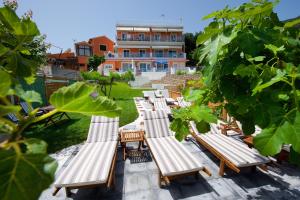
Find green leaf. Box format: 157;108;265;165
0;44;9;57
15;86;42;103
170;118;189;141
0;105;20;117
50;82;121;117
0;70;11;97
0;148;57;200
191;105;217;123
264;44;285;56
185;89;206;102
284;18;300;28
280;112;300;153
254;126;283;155
233;64;258;78
24;138;47;154
252;69;286;95
246;55;266;62
195;120;210;133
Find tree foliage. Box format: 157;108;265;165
173;0;300;159
88;55;105;71
0;5;121;199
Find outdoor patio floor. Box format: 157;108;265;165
40;138;300;200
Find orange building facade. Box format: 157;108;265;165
74;36;115;71
103;23;186;74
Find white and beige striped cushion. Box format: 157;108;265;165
144;117;174;138
143;110;168;120
153;101;171;114
91;116;119;123
190;122;270;167
143;91;155;98
147;137;203;176
86;122;119;142
54;141;117;187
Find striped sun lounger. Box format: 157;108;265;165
189;121;270;176
153;98;172;115
143;111;211;187
53;117;119;197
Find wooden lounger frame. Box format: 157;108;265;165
189;129;268;176
144;139;211;187
52;146;118;197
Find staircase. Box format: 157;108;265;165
141;74;200;91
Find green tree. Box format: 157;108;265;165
0;5;121;199
88;55;105;71
184;32;201;66
171;0;300;163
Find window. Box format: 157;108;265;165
139;49;146;57
99;44;107;51
168;50;177;57
121;63;132;72
140;63;151;72
156;63;168;72
77;45;91;56
122;33;127;41
139;33;145;41
171;34;177;42
123;50;130;57
155;50;163;57
154;34;160;41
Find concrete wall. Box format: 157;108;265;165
141;72;166;80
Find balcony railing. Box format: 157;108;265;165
105;52;186;59
116;35;183;42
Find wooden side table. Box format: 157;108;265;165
120;130;145;160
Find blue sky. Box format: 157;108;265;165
9;0;300;53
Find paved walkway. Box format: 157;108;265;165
39;137;300;200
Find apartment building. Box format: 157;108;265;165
74;36;114;71
103;22;186;76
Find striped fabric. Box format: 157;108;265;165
91;116;119;123
154;89;169;98
54;141;117;187
190;121;270;167
144;117;174;138
147;137;203;176
177;97;192;108
153;100;172;114
86;122;119;142
143;110;169;120
143;91;155;98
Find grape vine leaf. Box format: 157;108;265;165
0;146;57;200
0;70;11;97
253;126;283;155
252;69;286;95
50;82;121;117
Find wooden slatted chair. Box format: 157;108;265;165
143;111;211;187
189;121;270;176
53;117;119;197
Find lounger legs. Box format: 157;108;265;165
65;188;72;197
52;187;61;196
219;160;225;176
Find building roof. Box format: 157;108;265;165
88;35;115;44
74;41;92;46
116;20;183;29
47;52;76;59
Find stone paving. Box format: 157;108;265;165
39;137;300;200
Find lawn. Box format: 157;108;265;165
24;82;147;153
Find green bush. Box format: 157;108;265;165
176;70;187;75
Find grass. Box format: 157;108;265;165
24;82;146;153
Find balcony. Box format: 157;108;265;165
105;52;186;59
116;35;184;47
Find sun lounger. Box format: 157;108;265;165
53;117;119;197
20;102;70;127
155;89;169;98
143;111;211;187
189;121;270;176
152;98;172;115
91;116;119;123
143;91;155;99
177;97;191;108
